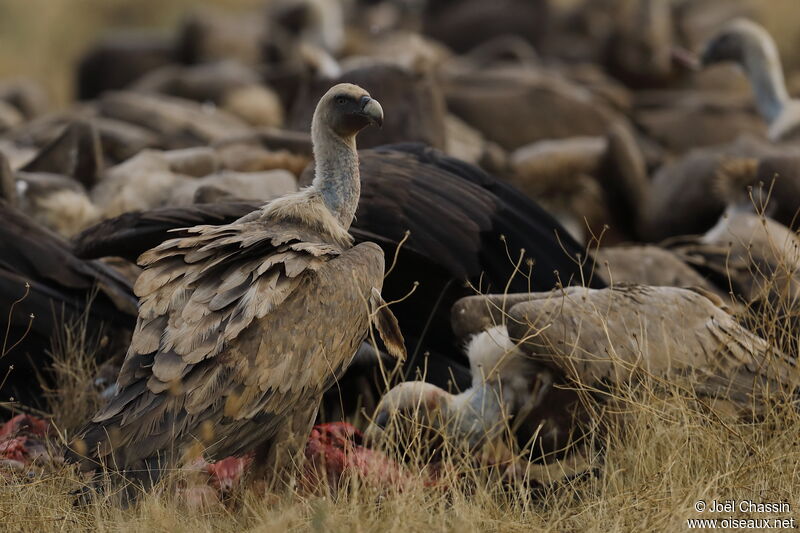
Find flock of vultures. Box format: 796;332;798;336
2;0;800;499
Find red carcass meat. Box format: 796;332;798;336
0;414;51;470
0;416;416;495
303;422;414;492
194;422;416;494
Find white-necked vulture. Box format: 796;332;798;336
65;84;403;486
367;285;798;473
700;18;800;142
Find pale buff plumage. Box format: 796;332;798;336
26;188;101;237
67;83;400;484
372;285;797;468
505;286;798;408
365;323;588;484
671;209;800;306
591;245;727;300
260;188;353;248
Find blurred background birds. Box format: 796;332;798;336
2;0;800;507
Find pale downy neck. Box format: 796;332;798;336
311;119;360;230
447;382;507;448
741;33;790;124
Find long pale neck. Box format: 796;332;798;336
448;383;506;447
742;37;790;124
311;123;360;230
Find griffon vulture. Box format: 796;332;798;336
368;285;797;476
669;208;800;353
503;286;798;413
365;324;587;473
65;84;404;485
699;18;800;142
73;143;601;400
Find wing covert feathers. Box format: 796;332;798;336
369;287;407;361
484;286;800;408
72;204;389;471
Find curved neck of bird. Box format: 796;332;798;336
741;36;790;124
311;122;360;230
447;381;508;447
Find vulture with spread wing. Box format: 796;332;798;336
367;285;798;480
66;84;404;485
503;285;797;408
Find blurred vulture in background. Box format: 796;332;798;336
639;136;794;242
74;143;601;412
77;30;177;100
441;65;623;152
12;121;105;237
0;199;136;406
507;122;649;244
699;18;800;142
420;0;549;54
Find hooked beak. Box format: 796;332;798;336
360;95;384;128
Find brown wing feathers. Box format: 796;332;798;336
72;218;343;469
133;221;334;362
369;287;407;361
504;286;798;408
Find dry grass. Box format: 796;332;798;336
2;253;800;532
1;367;799;532
1;1;800;531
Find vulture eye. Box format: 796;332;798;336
335;96;347;105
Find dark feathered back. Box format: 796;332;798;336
74;144;601;392
0;201;137;404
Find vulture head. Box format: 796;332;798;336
366;327;526;460
312;83;384;141
269;82;383;231
701;19;775;67
699;19;788;127
365;380;457;461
